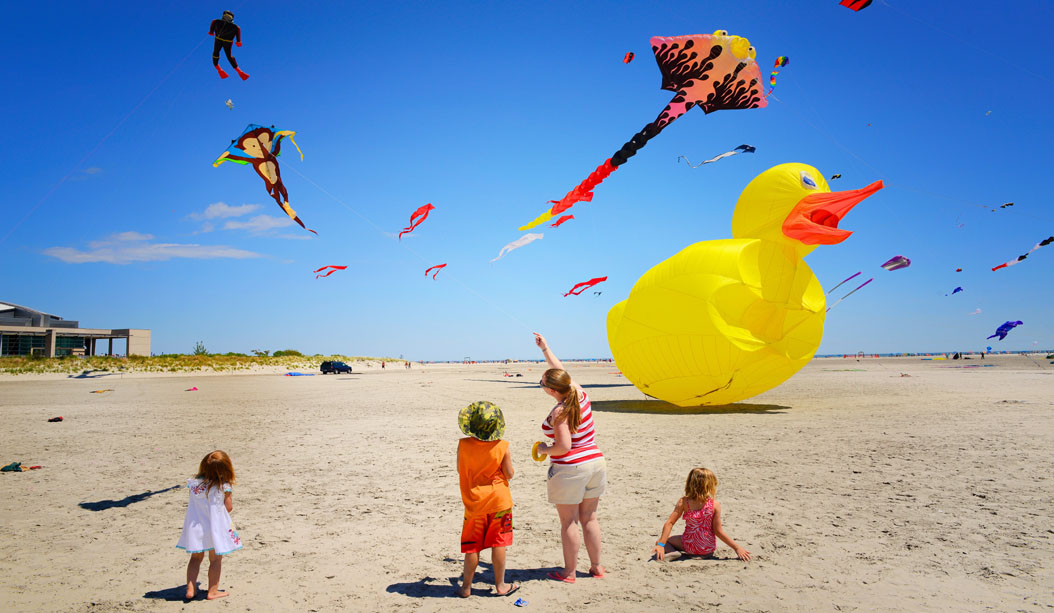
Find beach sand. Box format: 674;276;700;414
0;356;1051;612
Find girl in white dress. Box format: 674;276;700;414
176;450;242;599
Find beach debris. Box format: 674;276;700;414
214;124;313;234
517;30;766;231
491;233;543;262
768;56;788;95
880;255;911;271
678;145;756;168
425;263;447;280
899;373;912;377
209;10;249;80
564;276;608;297
225;98;234;110
89;389;113;394
986;320;1023;341
991;236;1053;271
314;265;347;279
623;52;634;64
186;387;199;391
840;0;872;10
48;416;63;422
550;214;574;228
947;286;963;295
514;597;528;607
284;372;314;376
827;277;874;312
399;203;435;240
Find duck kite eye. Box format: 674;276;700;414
800;171;818;190
712;29;728;36
748;46;757;59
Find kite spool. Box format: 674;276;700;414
531;441;547;462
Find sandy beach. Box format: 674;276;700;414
0;356;1051;612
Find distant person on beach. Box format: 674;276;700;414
533;333;607;582
381;361;385;369
176;451;242;600
456;401;518;598
652;467;751;562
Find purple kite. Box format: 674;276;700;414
986;321;1022;341
881;255;911;271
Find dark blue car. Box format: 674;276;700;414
320;361;352;374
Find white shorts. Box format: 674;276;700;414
547;458;606;505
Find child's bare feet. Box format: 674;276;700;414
206;590;228;600
185;583;196;600
495;582;520;596
456;583;471;598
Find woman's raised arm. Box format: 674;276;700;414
534;333;565;371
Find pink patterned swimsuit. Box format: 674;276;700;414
681;497;716;555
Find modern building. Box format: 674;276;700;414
0;301;150;357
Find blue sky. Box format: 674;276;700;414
3;1;1051;359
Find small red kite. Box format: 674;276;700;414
425;263;447;280
399;203;435;239
564;276;607;297
314;265;347;279
623;52;634;64
550;215;575;228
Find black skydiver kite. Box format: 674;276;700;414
209;10;249;80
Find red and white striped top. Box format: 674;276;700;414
542;390;603;465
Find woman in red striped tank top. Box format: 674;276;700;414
533;333;606;583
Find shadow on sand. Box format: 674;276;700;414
590;399;790;415
143;585;194;602
79;485;180;512
387;560;553;599
68;370;117;379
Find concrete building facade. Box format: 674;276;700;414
0;302;150;357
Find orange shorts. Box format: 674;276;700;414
460;508;513;553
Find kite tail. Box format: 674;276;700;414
518;160;617;231
280;201;317;235
516;108;671;231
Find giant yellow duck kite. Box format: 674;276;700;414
606;163;883;406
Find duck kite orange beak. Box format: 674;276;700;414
782;180;884;245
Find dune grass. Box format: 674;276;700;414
0;355;402;375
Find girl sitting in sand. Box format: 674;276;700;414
176;450;242;599
652;468;751;561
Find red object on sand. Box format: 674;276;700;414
186;387;199;391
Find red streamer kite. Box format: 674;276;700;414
425;264;447;280
550;215;575;228
314;265;347;279
992;236;1053;271
518;31;767;231
564;276;608;297
399;203;435;239
839;0;872;11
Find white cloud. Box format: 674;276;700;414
44;232;262;265
189;202;261;221
223;214;294;233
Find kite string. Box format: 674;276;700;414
0;35;210;246
285;166;535;332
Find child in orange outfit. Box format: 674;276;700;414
456;401;519;598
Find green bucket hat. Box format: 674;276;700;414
458;400;506;442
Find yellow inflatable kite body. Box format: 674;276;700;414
607;239;825;406
607;163;883;406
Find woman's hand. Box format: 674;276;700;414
734;546;752;561
533;332;548;351
653;544;666;561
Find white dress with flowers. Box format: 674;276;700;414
176;478;242;555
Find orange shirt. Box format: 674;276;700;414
458;438;512;516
